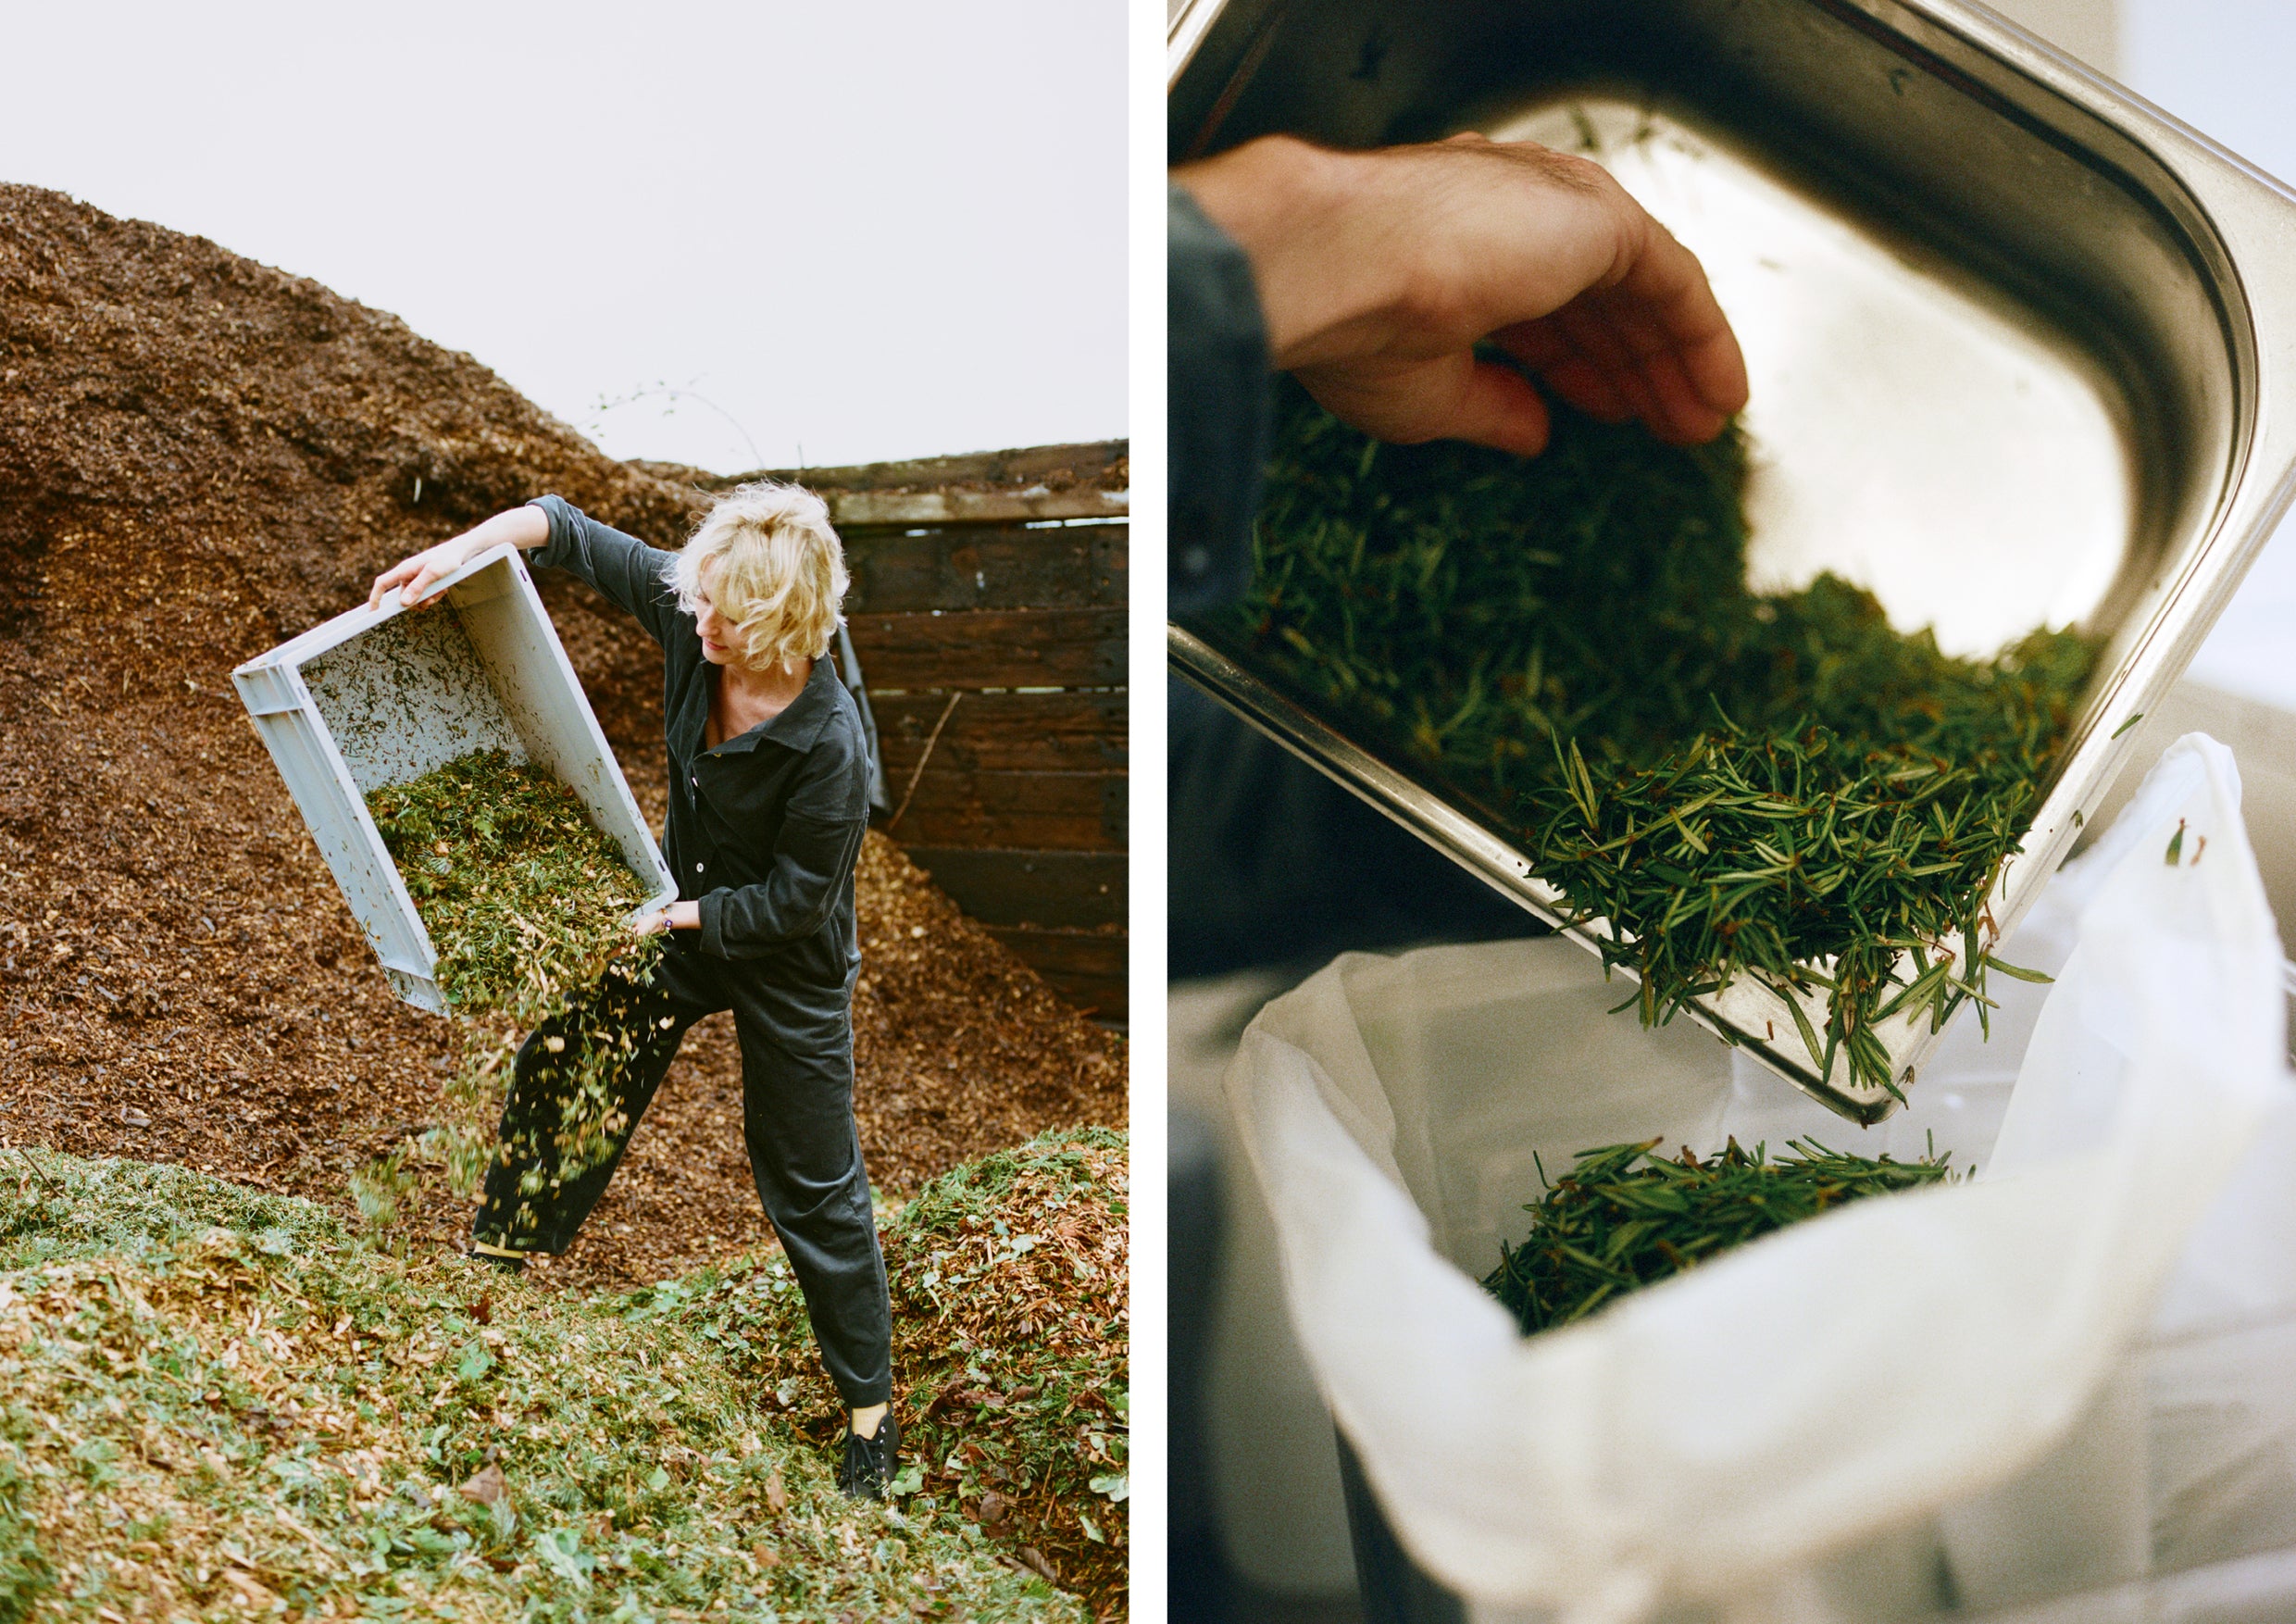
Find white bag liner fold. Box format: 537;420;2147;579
1224;735;2291;1622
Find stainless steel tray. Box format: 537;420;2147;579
1168;0;2296;1121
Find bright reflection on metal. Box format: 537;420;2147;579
1484;99;2135;658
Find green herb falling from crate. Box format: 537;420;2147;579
1196;381;2094;1095
1486;1137;1957;1333
366;748;663;1233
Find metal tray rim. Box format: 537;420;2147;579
1168;0;2296;1119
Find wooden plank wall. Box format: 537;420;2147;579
791;443;1129;1023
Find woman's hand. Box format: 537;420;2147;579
367;506;552;612
632;902;702;937
1175;133;1749;456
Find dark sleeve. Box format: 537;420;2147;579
695;734;870;960
1169;182;1272;617
525;494;684;646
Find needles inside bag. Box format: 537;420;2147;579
1486;1136;1957;1334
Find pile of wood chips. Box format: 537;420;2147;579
0;181;1125;1289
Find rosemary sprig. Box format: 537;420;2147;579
1485;1137;1956;1334
1197;381;2095;1093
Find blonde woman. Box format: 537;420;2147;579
366;486;898;1498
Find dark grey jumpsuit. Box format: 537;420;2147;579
471;493;892;1408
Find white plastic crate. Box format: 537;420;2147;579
231;543;676;1013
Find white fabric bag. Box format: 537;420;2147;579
1223;735;2291;1623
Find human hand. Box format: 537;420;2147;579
1175;133;1749;456
367;535;485;613
630;902;700;937
366;506;550;612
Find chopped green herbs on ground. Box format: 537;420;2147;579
1196;381;2098;1093
1485;1138;1957;1334
668;1129;1130;1618
0;1151;1087;1623
366;749;663;1234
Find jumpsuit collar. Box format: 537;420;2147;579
707;654;840;756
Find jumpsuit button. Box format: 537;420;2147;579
695;862;705;873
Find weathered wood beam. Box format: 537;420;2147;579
847;606;1124;690
846;524;1126;614
895;846;1126;930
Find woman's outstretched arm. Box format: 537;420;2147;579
367;497;683;646
367;505;549;611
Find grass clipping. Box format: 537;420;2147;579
667;1129;1130;1618
1197;383;2099;1096
365;748;662;1235
1486;1138;1956;1334
0;1149;1091;1623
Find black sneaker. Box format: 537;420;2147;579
466;1243;527;1274
838;1410;899;1501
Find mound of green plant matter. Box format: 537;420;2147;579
1486;1138;1957;1334
668;1129;1129;1619
366;749;665;1226
1197;382;2097;1093
0;1151;1086;1622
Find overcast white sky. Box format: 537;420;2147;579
0;0;2286;705
0;0;1125;475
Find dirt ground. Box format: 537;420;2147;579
0;181;1126;1288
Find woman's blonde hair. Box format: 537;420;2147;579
670;480;849;671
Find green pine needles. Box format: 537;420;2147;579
1486;1138;1956;1333
1199;381;2095;1094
